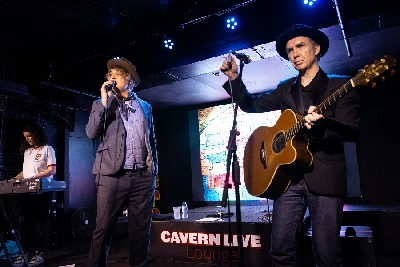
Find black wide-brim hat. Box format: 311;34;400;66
107;57;140;86
276;24;329;60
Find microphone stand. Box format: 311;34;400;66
220;58;246;267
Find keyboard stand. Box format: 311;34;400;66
0;195;30;267
0;233;12;266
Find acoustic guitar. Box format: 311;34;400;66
243;55;396;199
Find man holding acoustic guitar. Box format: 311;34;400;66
220;24;361;266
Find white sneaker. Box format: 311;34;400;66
29;251;44;266
13;253;29;267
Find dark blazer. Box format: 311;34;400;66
223;69;360;196
86;94;158;176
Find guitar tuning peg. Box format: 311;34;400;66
391;69;396;76
380;76;386;82
371;82;377;89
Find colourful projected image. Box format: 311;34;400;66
198;104;281;201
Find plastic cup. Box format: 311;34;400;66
173;206;181;219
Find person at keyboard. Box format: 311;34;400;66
13;123;56;266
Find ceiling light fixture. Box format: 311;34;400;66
164;39;174;49
226;17;238;30
303;0;317;6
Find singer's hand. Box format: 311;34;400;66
100;80;115;107
220;55;239;80
304;106;324;129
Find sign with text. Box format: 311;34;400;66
150;220;272;266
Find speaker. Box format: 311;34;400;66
299;226;376;267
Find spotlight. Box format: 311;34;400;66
164;39;174;49
226;17;238;30
304;0;317;6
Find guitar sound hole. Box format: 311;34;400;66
273;132;286;153
260;141;267;169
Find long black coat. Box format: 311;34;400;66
223;69;360;196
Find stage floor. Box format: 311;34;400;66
162;203;274;223
157;201;400;224
1;202;399;267
147;202;400;267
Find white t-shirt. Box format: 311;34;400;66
23;145;56;180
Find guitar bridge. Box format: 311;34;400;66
260;141;267;169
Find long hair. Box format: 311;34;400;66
20;123;48;153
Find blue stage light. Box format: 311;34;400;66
304;0;317;6
226;17;238;30
164;39;174;49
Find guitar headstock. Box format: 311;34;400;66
371;67;398;88
354;55;396;86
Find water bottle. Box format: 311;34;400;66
181;202;188;219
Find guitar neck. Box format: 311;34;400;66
315;79;355;114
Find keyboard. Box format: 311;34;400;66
0;179;66;195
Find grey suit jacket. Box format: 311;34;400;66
86;94;158;176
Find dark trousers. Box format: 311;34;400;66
17;192;51;254
89;169;155;267
270;179;344;267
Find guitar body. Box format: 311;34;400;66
243;109;313;199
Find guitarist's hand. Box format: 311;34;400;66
304;106;324;129
220;54;239;80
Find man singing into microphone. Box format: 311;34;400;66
86;57;158;267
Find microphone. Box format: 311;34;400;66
105;80;116;92
231;51;252;64
227;51;232;70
